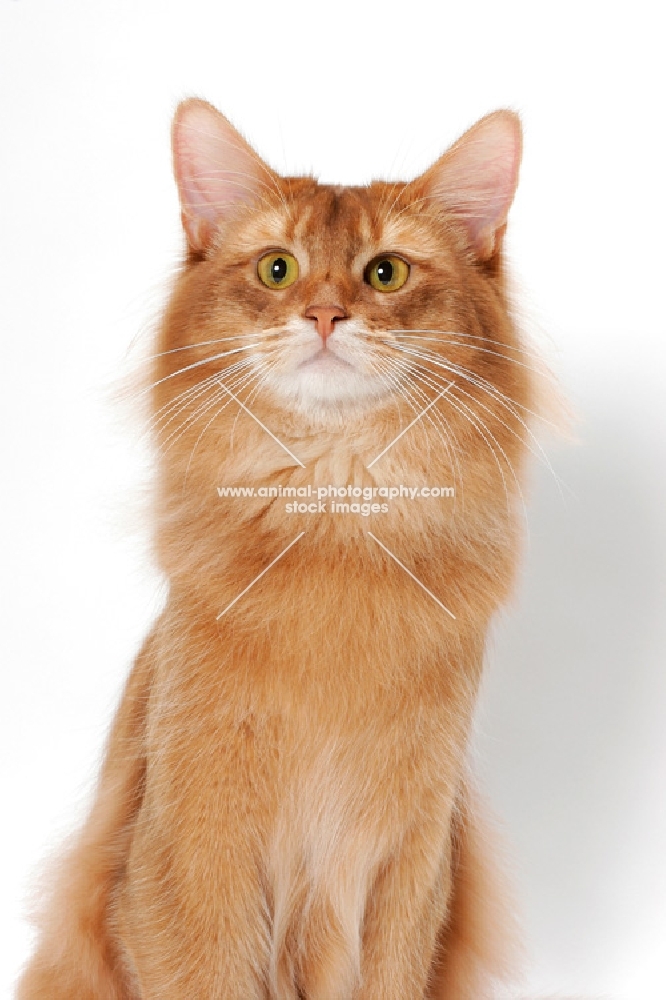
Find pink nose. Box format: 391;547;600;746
304;305;347;344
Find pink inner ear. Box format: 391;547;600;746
172;100;274;252
421;111;522;260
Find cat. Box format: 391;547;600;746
17;98;538;999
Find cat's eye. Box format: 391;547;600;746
257;252;299;289
365;255;410;293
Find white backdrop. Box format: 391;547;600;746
1;2;665;998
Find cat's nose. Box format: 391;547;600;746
304;305;348;344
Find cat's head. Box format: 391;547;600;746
155;99;526;433
148;100;538;609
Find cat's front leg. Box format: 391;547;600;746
353;821;453;1000
115;808;272;998
113;719;275;1000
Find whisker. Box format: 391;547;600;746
155;376;246;461
228;354;281;452
151;366;243;430
143;329;285;434
382;188;446;226
147;360;252;442
155;360;256;455
373;175;410;230
385;328;550;367
147;372;221;435
379;172;423;227
383;186;493;227
364;354;418;429
137;345;257;399
383;341;565;497
390;344;532;454
181;359;280;485
384;352;520;516
145;332;272;362
368;355;464;505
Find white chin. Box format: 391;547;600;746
268;368;390;409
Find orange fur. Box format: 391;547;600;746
18;100;538;999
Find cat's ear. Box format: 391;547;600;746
172;99;276;253
415;110;522;260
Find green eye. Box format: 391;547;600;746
365;255;410;292
257;252;299;289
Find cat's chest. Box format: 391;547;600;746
270;697;455;849
267;730;411;911
262;712;456;966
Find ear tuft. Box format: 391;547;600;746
417;110;522;260
171;99;276;253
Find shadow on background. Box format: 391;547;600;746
474;386;666;995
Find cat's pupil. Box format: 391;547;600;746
376;260;393;284
271;258;288;283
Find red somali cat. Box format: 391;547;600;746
18;98;538;999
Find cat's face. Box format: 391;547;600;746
157;100;527;437
175;179;483;418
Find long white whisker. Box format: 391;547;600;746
384;352;520;516
385;328;550;369
139;345;256;399
228;354;281;452
181;359;280;485
148;359;253;442
156;361;256;457
155;360;256;455
384;341;565;497
147;372;222;436
370;354;464;507
143;327;286;434
145;332;272;362
392;345;539;465
380;171;423;227
152;363;245;427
